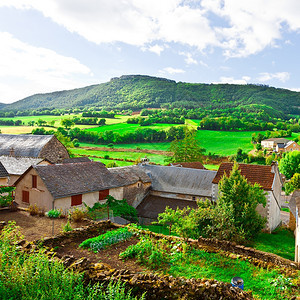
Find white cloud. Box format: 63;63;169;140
257;72;290;82
0;32;92;103
148;45;165;56
159;67;185;75
216;76;250;85
179;52;198;65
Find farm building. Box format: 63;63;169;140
0;162;9;186
109;165;151;208
136;164;217;223
212;163;282;232
261;138;300;153
0;156;50;185
13;161;126;212
0;134;69;163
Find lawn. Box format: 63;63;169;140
70;148;167;165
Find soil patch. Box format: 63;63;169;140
0;210;89;241
55;235;145;273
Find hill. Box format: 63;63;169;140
1;75;300;118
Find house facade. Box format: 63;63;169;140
212;163;282;232
0;162;9;186
261;138;300;153
0;134;69;163
14;162;124;212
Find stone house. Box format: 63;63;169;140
136;164;217;222
14;161;126;212
278;140;300;153
0;156;50;185
108;166;151;208
0;162;9;186
0;134;69;163
212;163;282;232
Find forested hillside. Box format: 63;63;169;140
1;75;300;118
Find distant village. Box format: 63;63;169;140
0;133;299;264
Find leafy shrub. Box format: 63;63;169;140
47;209;61;218
62;220;73;233
104;154;110;159
69;208;86;222
0;186;14;207
80;227;133;252
28;204;39;216
106;161;119;168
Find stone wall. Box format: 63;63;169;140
39;136;69;163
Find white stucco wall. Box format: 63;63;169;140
109;187;124;200
267;191;281;231
261;141;274;149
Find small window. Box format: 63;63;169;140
192;196;196;201
32;175;37;188
71;194;82;206
22;190;29;203
99;189;109;201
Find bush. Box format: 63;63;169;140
47;209;62;218
80;227;133;252
62;220;73;233
28;204;39;216
69;208;86;222
104;155;110;159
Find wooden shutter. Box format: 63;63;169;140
71;194;82;206
22;190;29;203
32;175;37;188
99;189;109;201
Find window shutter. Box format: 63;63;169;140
99;189;109;200
71;194;82;206
32;175;37;188
22;190;29;203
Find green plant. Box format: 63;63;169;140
62;220;73;233
47;209;62;218
80;227;133;252
104;154;110;159
28;204;39;216
69;207;86;222
0;186;14;207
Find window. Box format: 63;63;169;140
99;189;109;201
71;194;82;206
192;196;196;201
32;175;37;188
22;190;29;203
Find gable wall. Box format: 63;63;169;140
15;168;54;211
0;177;8;185
285;142;300;152
39;136;69;163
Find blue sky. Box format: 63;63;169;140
0;0;300;103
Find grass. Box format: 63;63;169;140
250;227;295;261
70;148;167;165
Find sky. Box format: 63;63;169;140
1;0;300;104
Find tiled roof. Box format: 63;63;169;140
167;162;207;169
0;156;44;175
62;157;91;163
0;134;53;157
212;163;275;190
34;161;123;199
139;164;216;197
0;161;8;178
109;165;151;185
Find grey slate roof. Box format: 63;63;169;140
109;165;151;186
262;138;290;144
0;156;44;175
139;164;216;197
0;161;8;178
62;157;91;164
0;134;53;157
34;161;123;199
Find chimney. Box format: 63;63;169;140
9;147;15;157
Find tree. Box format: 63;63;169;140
279;151;300;179
168;128;205;163
61;118;75;130
284;173;300;195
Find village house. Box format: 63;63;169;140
136;164;217;223
261;138;300;153
0;156;50;185
0;162;9;186
212;163;282;232
108;165;151;208
288;190;300;262
13;161;126;212
0;134;69;163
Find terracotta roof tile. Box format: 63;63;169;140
212;163;275;190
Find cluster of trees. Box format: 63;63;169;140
127;116;185;126
82;110;115;118
251;130;292;144
156;163;266;243
0;119;22;126
70;117;106;126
